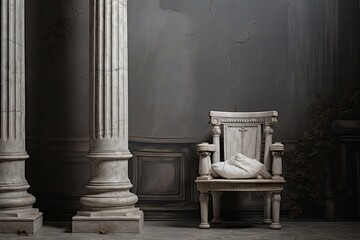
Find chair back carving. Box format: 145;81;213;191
223;123;262;161
210;111;278;169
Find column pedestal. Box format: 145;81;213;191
72;208;143;233
0;208;43;234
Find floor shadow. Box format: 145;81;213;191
159;220;260;229
43;221;72;233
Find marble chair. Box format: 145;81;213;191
195;111;285;229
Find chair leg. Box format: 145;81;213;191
211;191;222;223
199;191;210;229
263;192;272;224
270;192;282;230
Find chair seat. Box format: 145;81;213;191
196;179;285;192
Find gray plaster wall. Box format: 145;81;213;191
24;0;359;219
128;0;345;141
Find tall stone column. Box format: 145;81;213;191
72;0;143;233
0;0;43;233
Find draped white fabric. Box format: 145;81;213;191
211;153;271;179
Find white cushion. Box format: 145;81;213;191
211;153;271;179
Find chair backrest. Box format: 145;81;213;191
209;111;278;171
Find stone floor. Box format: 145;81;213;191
1;221;360;240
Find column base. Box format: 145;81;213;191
72;208;144;233
270;223;282;230
198;223;210;229
0;209;43;234
262;218;272;224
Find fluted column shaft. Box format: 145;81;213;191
73;0;143;232
90;0;129;153
0;0;42;233
0;0;33;211
1;0;26;153
80;0;137;211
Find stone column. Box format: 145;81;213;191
0;0;43;233
72;0;143;233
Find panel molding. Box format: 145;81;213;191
129;135;196;143
132;151;185;201
129;139;198;214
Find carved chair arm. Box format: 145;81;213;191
269;142;284;180
196;142;216;180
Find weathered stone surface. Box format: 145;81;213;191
0;0;42;233
72;0;143;232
